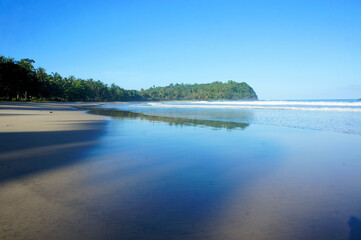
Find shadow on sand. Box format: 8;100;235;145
0;121;106;183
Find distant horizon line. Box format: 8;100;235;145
257;98;360;101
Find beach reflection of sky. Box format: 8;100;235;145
3;106;360;239
79;108;361;240
103;101;361;135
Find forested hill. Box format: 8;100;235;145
141;81;257;100
0;56;258;101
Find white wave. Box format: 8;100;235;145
150;100;361;107
140;102;361;112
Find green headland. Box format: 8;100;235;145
0;56;258;102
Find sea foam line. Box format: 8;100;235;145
163;101;361;107
140;103;361;112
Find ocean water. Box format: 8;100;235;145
3;100;360;239
68;99;361;239
102;99;361;135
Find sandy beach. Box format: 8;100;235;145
0;102;105;132
1;102;361;240
0;102;108;239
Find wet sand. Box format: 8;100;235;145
0;102;105;132
1;103;361;240
0;102;107;239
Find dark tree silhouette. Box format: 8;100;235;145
0;56;258;102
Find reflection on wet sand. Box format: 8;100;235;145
2;104;361;240
349;216;361;240
201;129;361;240
80;106;250;130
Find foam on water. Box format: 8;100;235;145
104;100;361;135
183;100;361;106
145;100;361;112
145;103;361;112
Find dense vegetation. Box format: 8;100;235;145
0;56;258;101
140;81;257;100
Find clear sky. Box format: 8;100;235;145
1;0;360;100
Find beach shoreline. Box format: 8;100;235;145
0;102;111;239
0;102;108;132
1;102;361;239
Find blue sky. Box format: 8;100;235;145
1;0;360;100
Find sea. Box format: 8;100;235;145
101;99;361;135
5;99;359;239
73;99;361;239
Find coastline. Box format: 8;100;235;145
0;102;109;239
0;102;106;132
0;102;109;179
1;102;361;239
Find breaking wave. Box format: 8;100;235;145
102;100;361;135
143;100;361;112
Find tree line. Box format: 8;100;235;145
0;56;258;101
